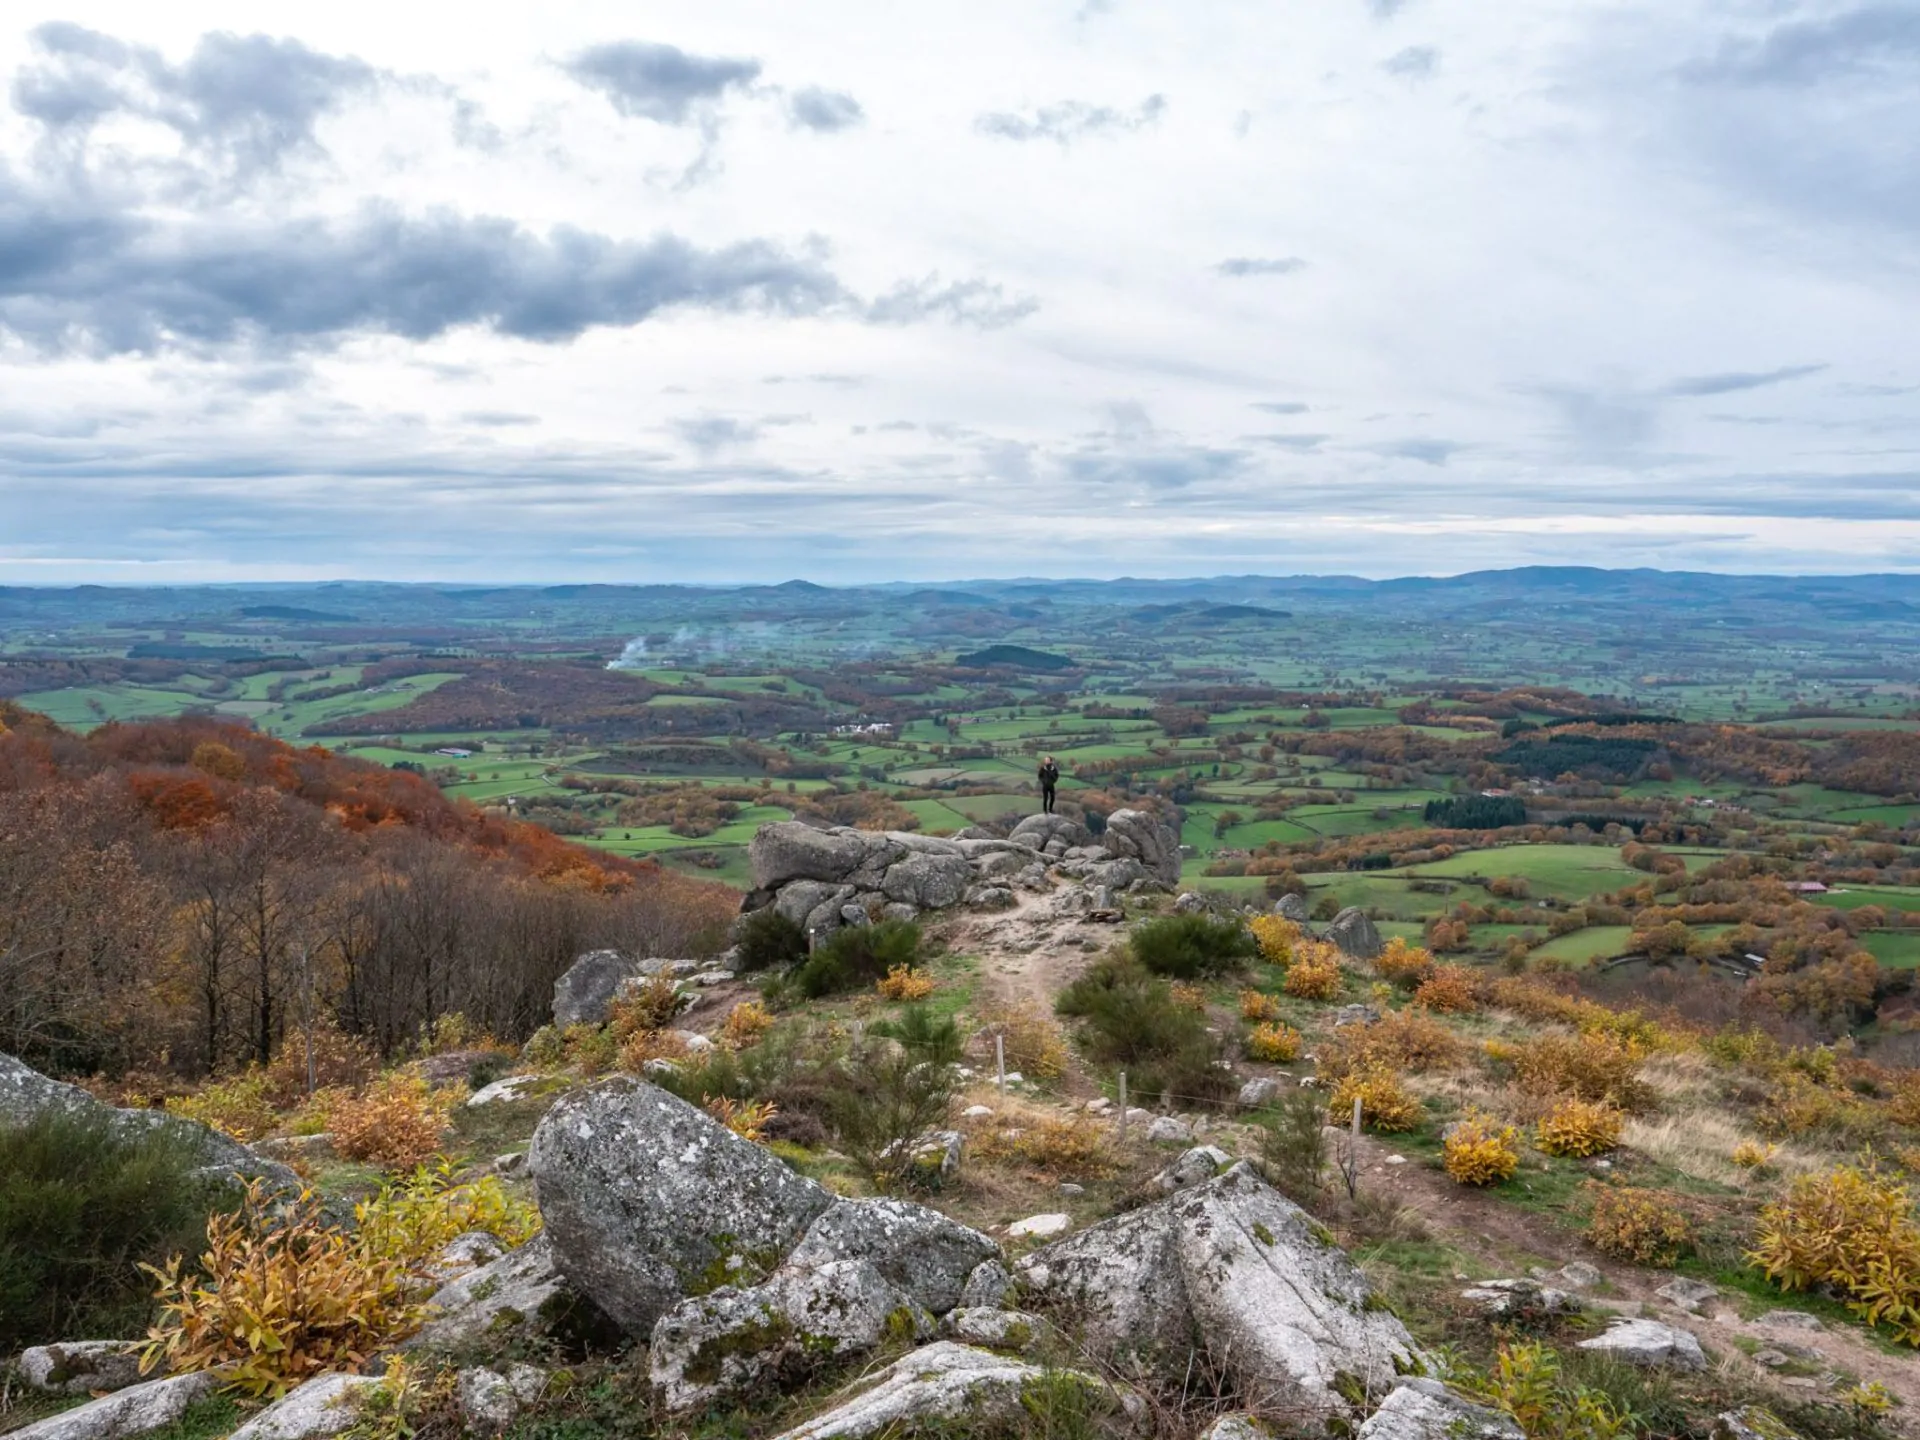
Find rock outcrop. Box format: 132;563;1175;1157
1016;1163;1417;1424
742;814;1182;938
1358;1380;1525;1440
0;1052;300;1198
529;1078;836;1335
1577;1318;1706;1370
18;1342;149;1397
227;1374;381;1440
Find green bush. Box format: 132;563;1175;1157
1056;957;1232;1107
0;1111;226;1350
1128;913;1258;979
1260;1089;1329;1203
828;1035;959;1191
734;908;808;972
793;920;922;998
868;1005;964;1066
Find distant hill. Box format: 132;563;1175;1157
954;644;1074;671
239;604;355;621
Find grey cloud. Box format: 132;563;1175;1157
14;23;380;179
975;94;1165;145
1532;384;1657;459
763;372;866;386
1383;46;1439;79
1063;446;1245;490
1663;363;1826;397
0;187;844;352
1216;256;1307;277
863;276;1038;328
1369;0;1412;17
1376;437;1461;465
562;41;760;124
1248;433;1330;451
461;410;540;427
786;86;864;132
673;415;760;452
1252;401;1310;414
1685;7;1920;87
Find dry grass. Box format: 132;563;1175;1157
1622;1108;1823;1188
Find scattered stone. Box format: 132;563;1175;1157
962;1105;994;1120
784;1198;998;1315
1145;1115;1192;1144
1550;1262;1603;1291
1084;1097;1113;1115
1753;1350;1790;1369
1058;1181;1085;1197
408;1235;597;1351
10;1374;218;1440
1201;1417;1272;1440
940;1307;1046;1347
1460;1280;1580;1319
766;1342;1134;1440
1008;1213;1072;1240
1174;892;1207;914
1238;1077;1280;1108
1758;1310;1823;1332
1332;1004;1381;1028
227;1374;381;1440
1124;1106;1152;1126
1385;1155;1407;1165
529;1078;834;1334
1577;1318;1706;1370
1325;907;1384;959
1359;1380;1524;1440
1714;1408;1803;1440
1780;1379;1817;1392
18;1342;149;1397
551;949;645;1028
1017;1163;1417;1421
1274;893;1311;923
493;1151;526;1176
456;1365;548;1434
1656;1278;1718;1312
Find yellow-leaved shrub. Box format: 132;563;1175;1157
1245;1021;1302;1063
1444;1112;1520;1186
1375;936;1436;990
1283;943;1343;1001
1750;1162;1920;1346
1413;965;1481;1014
329;1072;456;1171
1585;1184;1694;1266
1510;1033;1653;1113
1327;1065;1423;1133
1535;1098;1624;1158
721;1000;775;1048
1240;989;1283;1022
975;1000;1071;1082
1249;914;1298;965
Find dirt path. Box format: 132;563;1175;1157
941;889;1117;1015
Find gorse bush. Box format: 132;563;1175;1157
1128;913;1259;979
1260;1089;1328;1201
0;1111;223;1352
1444;1112;1521;1186
794;920;923;998
1055;955;1232;1106
1239;988;1283;1022
1750;1162;1920;1346
329;1072;456;1171
876;964;937;1001
1316;1009;1464;1085
828;1033;958;1191
867;1004;964;1066
1536;1098;1624;1158
1413;965;1481;1014
733;907;808;972
1585;1184;1694;1266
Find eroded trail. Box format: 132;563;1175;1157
941;888;1116;1015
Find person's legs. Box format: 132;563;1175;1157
1043;784;1055;814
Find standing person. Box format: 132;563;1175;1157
1037;755;1060;815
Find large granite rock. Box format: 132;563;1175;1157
1016;1163;1417;1425
1577;1318;1706;1370
751;824;871;889
1274;893;1311;923
881;852;974;910
783;1198;999;1315
1325;907;1384;960
529;1078;835;1334
551;950;646;1028
1101;809;1181;886
9;1374;217;1440
18;1342;149;1397
0;1052;299;1197
1009;814;1093;852
407;1235;598;1351
767;1342;1136;1440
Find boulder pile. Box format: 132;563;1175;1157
741;809;1181;939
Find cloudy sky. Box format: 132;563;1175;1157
2;1;1918;584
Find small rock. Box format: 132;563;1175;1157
958;1260;1013;1309
424;1230;507;1286
1780;1378;1817;1392
1759;1310;1823;1331
1577;1318;1706;1371
493;1151;526;1176
1153;1144;1232;1193
1714;1408;1804;1440
1238;1077;1280;1109
1201;1417;1274;1440
1590;1159;1613;1173
962;1105;994;1120
1357;1379;1525;1440
1332;1004;1381;1028
1551;1262;1603;1291
457;1369;518;1434
1384;1154;1407;1165
1146;1115;1192;1145
1124;1106;1152;1125
229;1374;382;1440
1008;1212;1072;1240
1084;1097;1113;1115
1656;1278;1718;1312
9;1374;218;1440
1753;1350;1789;1369
1460;1279;1580;1319
466;1074;542;1107
1058;1181;1085;1196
